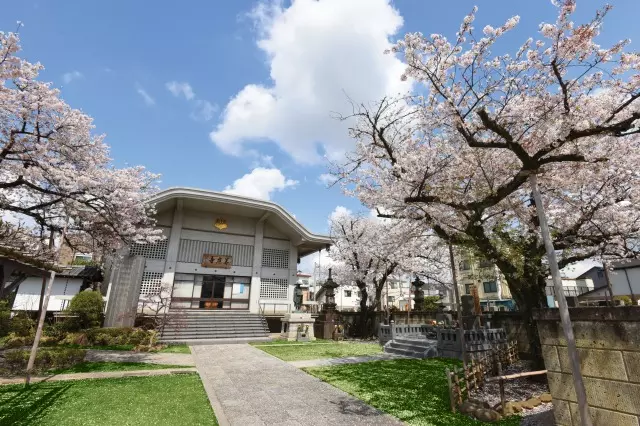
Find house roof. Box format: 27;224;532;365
58;266;103;281
148;187;332;258
612;259;640;269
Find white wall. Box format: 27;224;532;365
610;267;640;297
13;277;83;311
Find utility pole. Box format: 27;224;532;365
448;242;466;368
530;174;592;426
602;261;615;307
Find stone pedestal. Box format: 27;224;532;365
280;313;316;341
315;312;339;340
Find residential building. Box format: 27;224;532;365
104;188;332;325
456;253;514;311
314;283;360;311
385;276;449;311
578;260;640;305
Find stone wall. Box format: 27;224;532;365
534;307;640;426
486;311;530;355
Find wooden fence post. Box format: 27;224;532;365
446;368;456;413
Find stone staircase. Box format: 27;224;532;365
383;336;438;359
160;310;270;343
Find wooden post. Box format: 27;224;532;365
26;225;67;385
448;242;466;368
530;174;592;426
497;361;506;415
446;369;456;413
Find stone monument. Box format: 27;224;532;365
413;276;425;310
279;280;316;341
316;268;340;339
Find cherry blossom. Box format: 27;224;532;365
0;32;161;258
334;1;640;364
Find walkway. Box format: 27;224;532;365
191;344;404;426
288;353;408;369
84;349;195;366
0;368;197;385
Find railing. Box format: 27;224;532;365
258;301;292;315
169;297;249;310
545;285;591;297
379;322;437;344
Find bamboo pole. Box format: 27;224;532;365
446;369;456;413
486;369;548;382
529;173;592;426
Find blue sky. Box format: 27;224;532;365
2;0;639;238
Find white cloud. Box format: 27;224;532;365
136;84;156;106
329;205;352;225
317;173;336;186
62;70;83;84
210;0;410;164
190;100;218;122
250;154;275;169
223;167;298;200
166;81;195;100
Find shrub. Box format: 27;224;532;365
60;332;90;346
67;291;104;329
3;333;30;348
423;296;441;311
3;348;86;374
0;300;11;337
10;312;35;337
614;295;633;306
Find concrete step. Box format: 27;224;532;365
386;341;432;352
162;337;272;345
383;346;425;358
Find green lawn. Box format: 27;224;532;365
255;342;382;361
47;362;191;374
157;344;191;354
0;373;217;426
305;359;520;426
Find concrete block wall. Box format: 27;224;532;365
534;307;640;426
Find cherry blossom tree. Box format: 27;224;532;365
328;209;450;332
0;31;161;259
335;1;640;365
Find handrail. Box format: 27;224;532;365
258;300;291;315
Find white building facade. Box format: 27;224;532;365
118;188;331;317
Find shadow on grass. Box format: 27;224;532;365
46;361;189;374
0;382;71;425
305;358;520;426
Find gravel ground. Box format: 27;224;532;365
468;361;555;426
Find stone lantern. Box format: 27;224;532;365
413;276;425;310
322;268;339;312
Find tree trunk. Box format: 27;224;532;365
505;274;548;370
357;282;369;337
374;285;383;311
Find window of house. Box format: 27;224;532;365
479;259;493;268
387;296;395;303
483;281;498;293
344;290;352;298
464;284;474;295
390;282;397;289
460;260;471;271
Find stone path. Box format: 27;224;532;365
191;344;404;426
84;349;195;366
288;353;408;369
0;368;197;385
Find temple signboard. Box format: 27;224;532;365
201;254;232;269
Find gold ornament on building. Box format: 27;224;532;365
214;218;228;230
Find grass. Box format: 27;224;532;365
46;361;191;375
0;373;217;426
157;344;191;354
255;342;382;361
305;358;520;426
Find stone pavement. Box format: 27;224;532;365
84;349;195;366
0;368;197;385
191;344;404;426
287;353;408;369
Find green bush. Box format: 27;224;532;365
10;312;35;337
4;348;86;374
0;300;11;337
423;296;441;311
67;291;104;329
3;333;30;348
615;295;633;306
